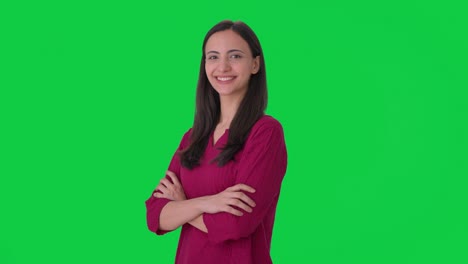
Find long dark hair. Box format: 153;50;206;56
180;20;267;169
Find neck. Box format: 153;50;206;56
218;92;245;127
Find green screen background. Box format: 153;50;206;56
1;0;467;263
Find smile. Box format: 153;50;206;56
216;76;236;81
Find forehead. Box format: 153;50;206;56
205;30;251;54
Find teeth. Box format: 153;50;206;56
217;77;234;81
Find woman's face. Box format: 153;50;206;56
205;30;259;99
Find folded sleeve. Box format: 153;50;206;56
145;129;191;235
203;120;287;243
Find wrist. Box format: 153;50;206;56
193;195;211;214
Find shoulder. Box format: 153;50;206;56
183;128;193;138
247;115;285;141
177;128;193;150
241;115;287;157
251;115;284;133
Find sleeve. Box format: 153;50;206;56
145;129;191;235
202;121;288;243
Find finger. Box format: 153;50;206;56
227;184;256;193
232;183;256;193
228;199;253;213
224;206;243;216
232;192;256;207
156;184;169;194
154;192;172;200
159;178;173;189
166;171;181;186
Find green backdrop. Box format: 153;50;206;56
1;0;467;263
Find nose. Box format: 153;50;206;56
217;57;231;72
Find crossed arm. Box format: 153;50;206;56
154;170;256;233
148;123;287;242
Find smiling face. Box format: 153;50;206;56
204;30;260;99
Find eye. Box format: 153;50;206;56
207;55;218;60
230;54;242;59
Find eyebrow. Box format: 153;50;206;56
206;49;246;54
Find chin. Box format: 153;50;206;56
214;89;235;96
210;82;248;97
216;89;247;98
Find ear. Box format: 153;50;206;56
251;56;260;74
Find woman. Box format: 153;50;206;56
145;20;287;264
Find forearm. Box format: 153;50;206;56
189;215;208;233
159;197;205;231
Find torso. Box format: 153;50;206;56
172;115;285;264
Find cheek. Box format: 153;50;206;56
205;66;216;85
237;65;253;78
205;64;214;76
238;63;252;73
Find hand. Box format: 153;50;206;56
201;184;256;216
153;170;186;201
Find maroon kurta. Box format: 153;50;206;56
146;115;287;264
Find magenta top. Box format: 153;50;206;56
145;115;288;264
